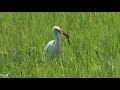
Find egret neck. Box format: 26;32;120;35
53;31;60;44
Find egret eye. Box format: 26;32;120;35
56;29;59;31
55;29;60;33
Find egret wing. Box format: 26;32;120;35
42;40;54;60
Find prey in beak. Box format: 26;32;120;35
58;29;70;45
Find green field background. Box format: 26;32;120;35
0;12;120;78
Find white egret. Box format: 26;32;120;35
42;26;69;60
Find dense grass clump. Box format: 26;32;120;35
0;12;120;78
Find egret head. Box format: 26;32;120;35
52;26;70;44
52;26;61;34
52;26;68;37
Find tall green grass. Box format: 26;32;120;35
0;12;120;78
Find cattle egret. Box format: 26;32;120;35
42;26;69;60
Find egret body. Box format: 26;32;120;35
42;26;64;60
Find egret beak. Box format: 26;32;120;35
58;29;67;37
57;29;64;34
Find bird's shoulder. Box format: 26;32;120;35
47;40;54;45
44;40;54;51
45;40;54;47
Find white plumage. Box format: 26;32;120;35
42;26;64;60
